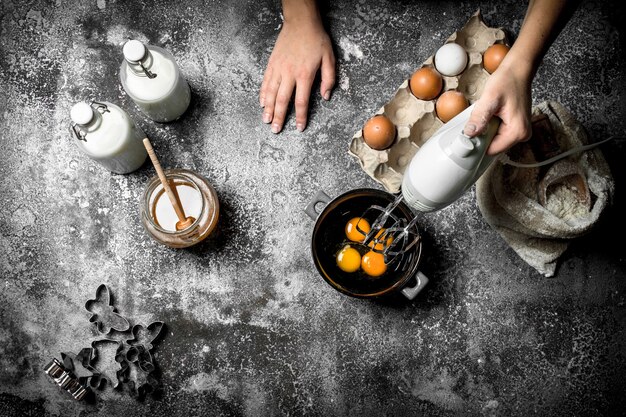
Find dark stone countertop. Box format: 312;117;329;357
1;0;625;416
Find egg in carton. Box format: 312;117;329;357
348;10;510;194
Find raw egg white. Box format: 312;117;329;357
362;115;396;150
409;67;442;101
434;43;468;77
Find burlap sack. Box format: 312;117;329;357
475;101;614;277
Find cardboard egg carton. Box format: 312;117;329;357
348;10;508;193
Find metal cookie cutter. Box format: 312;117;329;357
85;284;130;334
46;284;166;402
43;358;89;401
126;322;165;373
117;322;165;400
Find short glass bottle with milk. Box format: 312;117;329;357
69;100;147;174
119;39;191;123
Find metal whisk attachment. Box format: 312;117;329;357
355;194;422;266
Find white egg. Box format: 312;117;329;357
434;43;468;76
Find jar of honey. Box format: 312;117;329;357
140;169;219;248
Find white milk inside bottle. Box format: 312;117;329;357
69;101;147;174
119;39;191;123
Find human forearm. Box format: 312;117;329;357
465;0;580;154
282;0;323;26
504;0;579;79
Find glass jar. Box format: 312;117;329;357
140;169;219;248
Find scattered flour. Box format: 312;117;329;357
338;37;364;61
340;75;350;91
183;372;229;400
106;24;148;47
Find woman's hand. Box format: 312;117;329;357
464;57;533;156
464;0;578;155
260;15;335;133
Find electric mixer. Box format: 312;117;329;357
357;103;501;263
401;104;500;212
357;103;618;265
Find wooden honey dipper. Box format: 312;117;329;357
143;138;195;231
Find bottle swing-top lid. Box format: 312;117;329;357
70;101;94;126
123;39;156;79
123;39;147;64
69;101;110;141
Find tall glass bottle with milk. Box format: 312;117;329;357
119;39;191;123
69;100;147;174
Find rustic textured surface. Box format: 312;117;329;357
1;0;625;416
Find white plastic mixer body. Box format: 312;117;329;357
401;103;500;212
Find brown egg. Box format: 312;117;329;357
483;43;510;74
362;115;396;150
409;67;443;101
435;91;468;123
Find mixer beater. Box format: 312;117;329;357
355;193;422;266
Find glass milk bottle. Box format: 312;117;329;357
119;39;191;123
69;100;147;174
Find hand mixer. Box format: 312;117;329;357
356;103;618;264
401;103;500;213
356;103;499;264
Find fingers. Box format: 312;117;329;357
270;77;296;134
486;133;508;156
486;118;531;156
261;51;335;133
261;73;280;126
259;67;272;108
295;75;314;132
464;97;500;137
320;52;336;101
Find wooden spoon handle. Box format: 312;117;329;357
143;138;188;223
